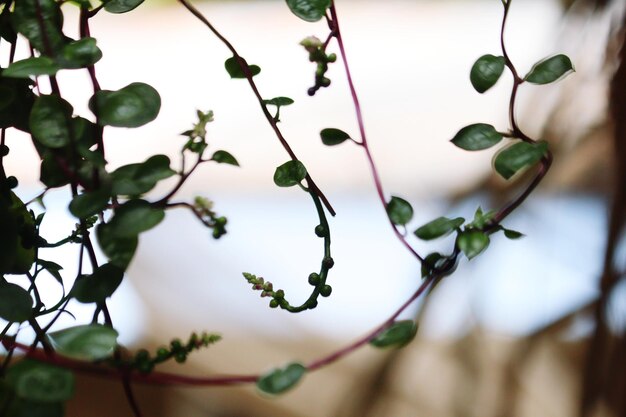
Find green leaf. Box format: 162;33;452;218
3;57;61;78
29;95;73;148
493;140;549;180
224;56;261;79
257;362;306;395
370;320;418;348
89;82;161;128
59;37;103;69
96;223;137;269
70;263;124;304
457;230;490;260
211;150;239;166
525;54;574;85
451;123;503;151
285;0;331;22
0;282;32;322
263;97;294;107
414;216;464;240
386;196;413;226
47;324;118;360
470;206;495;229
421;252;444;278
103;0;144;13
320;128;351;146
106;199;165;238
38;259;63;285
7;360;74;403
12;0;66;55
470;54;505;93
273;160;307;187
0;76;34;132
111;155;176;196
68;188;110;219
503;228;524;239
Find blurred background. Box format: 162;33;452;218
3;0;626;416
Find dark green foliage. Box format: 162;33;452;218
256;362;307;394
224;56;261;79
273;160;307;187
370;321;418;348
493;141;549;180
71;263;124;304
414;216;464;240
89;82;161;128
386;196;413;226
451;123;502;151
0;281;33;322
320;128;351;146
47;325;119;360
457;230;490;260
525;54;574;84
470;54;505;93
285;0;330;22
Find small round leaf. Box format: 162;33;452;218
273;160;307;187
457;230;490;260
47;324;118;360
89;82;161;128
525;54;574;85
29;95;73;148
285;0;331;22
257;362;306;395
106;199;165;238
70;263;124;304
0;282;32;322
60;37;103;69
451;123;503;151
370;320;418;348
386;196;413;226
320;128;351;146
68;188;110;219
96;223;138;269
414;216;464;240
470;54;505;93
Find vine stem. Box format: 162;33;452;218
177;0;335;216
5;276;435;386
329;1;423;263
488;0;553;227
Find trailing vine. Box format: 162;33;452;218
0;0;574;415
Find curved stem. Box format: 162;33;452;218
177;0;335;216
329;1;423;263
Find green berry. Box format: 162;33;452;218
320;285;332;297
308;272;320;286
135;349;150;362
6;176;18;189
314;225;326;237
170;339;183;351
307;299;318;309
156;347;169;360
0;145;8;156
323;257;334;269
269;299;279;308
174;352;187;363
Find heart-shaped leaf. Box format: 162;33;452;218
48;324;118;360
525;54;574;85
285;0;330;22
273;160;307;187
